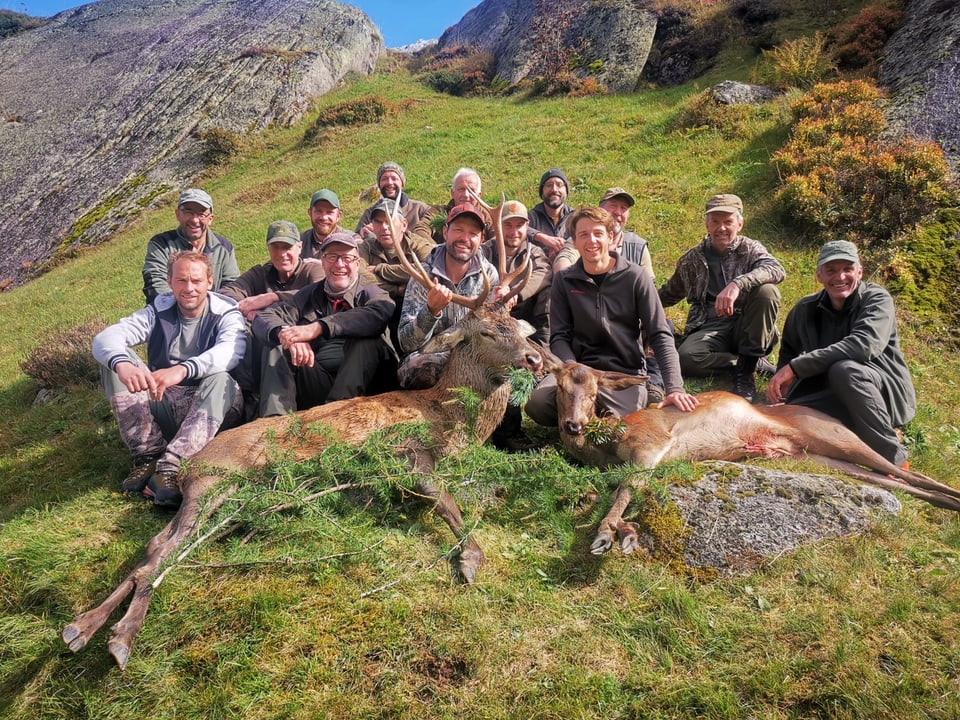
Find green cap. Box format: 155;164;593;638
266;220;300;245
310;188;340;209
817;240;860;268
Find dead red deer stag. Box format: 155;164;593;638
544;357;960;555
63;196;538;669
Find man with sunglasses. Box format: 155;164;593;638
252;232;396;415
141;188;240;304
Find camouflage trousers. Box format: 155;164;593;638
100;363;242;475
397;350;451;390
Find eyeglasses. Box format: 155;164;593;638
179;208;212;219
321;253;360;265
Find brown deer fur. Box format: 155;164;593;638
545;358;960;555
63;305;542;669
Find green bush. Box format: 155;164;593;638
197;127;246;165
303;95;392;143
757;32;835;89
772;80;958;249
20;317;107;390
416;45;497;96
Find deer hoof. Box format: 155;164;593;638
62;623;89;652
458;544;485;584
590;530;615;555
617;522;641;555
108;639;132;670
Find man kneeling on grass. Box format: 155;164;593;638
93;251;246;508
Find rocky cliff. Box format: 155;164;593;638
0;0;383;288
438;0;657;93
879;0;960;172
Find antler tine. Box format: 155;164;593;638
389;197;434;291
485;191;531;305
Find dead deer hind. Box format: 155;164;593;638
546;359;960;556
63;196;538;669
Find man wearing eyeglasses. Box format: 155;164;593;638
252;232;397;416
141;188;240;304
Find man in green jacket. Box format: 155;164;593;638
766;240;916;467
141;188;240;303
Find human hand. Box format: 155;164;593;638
116;362;158;397
765;365;795;404
279;323;322;347
714;282;741;318
426;278;453;316
150;365;188;401
658;391;699;412
286;341;315;368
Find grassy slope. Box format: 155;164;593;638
1;50;959;720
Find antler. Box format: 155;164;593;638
467;189;531;305
388;195;489;310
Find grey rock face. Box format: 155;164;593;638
0;0;383;287
880;0;960;171
649;464;900;574
438;0;657;93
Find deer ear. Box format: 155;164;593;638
420;325;467;354
515;319;536;338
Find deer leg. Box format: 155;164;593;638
808;454;960;512
61;577;136;652
591;483;633;555
616;521;642;555
414;479;485;584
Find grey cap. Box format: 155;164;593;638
370;197;399;218
310;188;341;209
817;240;860;268
178;188;213;210
320;231;360;252
266;220;300;245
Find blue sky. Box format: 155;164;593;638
0;0;478;47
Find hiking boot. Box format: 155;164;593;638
121;454;159;493
646;384;665;405
731;369;757;403
756;356;778;378
144;469;183;509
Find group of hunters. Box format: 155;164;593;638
93;162;918;508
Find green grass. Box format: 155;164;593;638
1;52;959;720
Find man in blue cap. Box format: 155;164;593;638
766;240;916;468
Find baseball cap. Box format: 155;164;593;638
817;240;860;268
705;193;743;214
446;203;485;226
501;200;528;221
370;197;399;218
599;187;635;207
266;220;300;245
310;188;341;209
319;231;360;252
178;188;213;211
